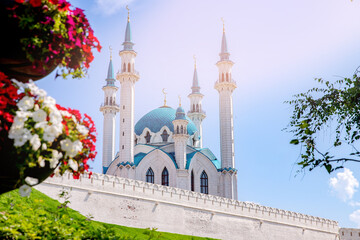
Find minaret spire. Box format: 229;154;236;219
215;21;237;200
188;56;206;148
100;47;120;174
123;5;133;51
115;7;140;177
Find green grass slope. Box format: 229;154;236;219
0;189;216;240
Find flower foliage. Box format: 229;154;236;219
6;0;101;79
286;69;360;174
0;72;96;195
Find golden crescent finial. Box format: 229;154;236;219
162;88;167;106
178;95;181;107
109;45;112;60
126;5;130;22
193;55;196;69
221;17;225;33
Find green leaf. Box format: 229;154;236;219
290;139;299;145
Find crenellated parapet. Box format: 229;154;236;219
40;172;338;234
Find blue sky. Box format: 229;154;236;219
36;0;360;228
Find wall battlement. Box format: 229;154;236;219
36;172;339;240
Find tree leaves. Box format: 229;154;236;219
286;69;360;174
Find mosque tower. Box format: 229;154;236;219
116;7;140;169
214;20;238;200
100;49;120;174
187;57;206;148
172;100;189;189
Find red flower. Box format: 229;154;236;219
29;0;42;7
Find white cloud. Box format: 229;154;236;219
94;0;135;16
350;210;360;228
349;201;360;207
329;168;359;202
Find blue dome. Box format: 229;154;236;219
135;106;197;135
175;106;186;120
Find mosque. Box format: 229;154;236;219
100;11;238;200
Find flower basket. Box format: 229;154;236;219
0;0;101;82
0;72;97;195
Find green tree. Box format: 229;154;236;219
286;68;360;174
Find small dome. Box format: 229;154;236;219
175;106;186;120
135;106;197;136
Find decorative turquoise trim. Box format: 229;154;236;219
185;148;221;170
218;167;238;173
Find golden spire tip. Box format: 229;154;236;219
193;55;196;69
109;45;112;60
178;95;181;107
126;5;130;22
221;17;225;33
162;88;167;106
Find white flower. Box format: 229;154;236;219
32;109;47;122
76;124;89;136
11;79;26;89
60;139;83;158
30;134;41;151
43;96;56;108
35;121;48;129
49;110;62;125
17;96;34;111
9;128;31;147
25;176;39;186
68;159;78;171
38;156;45;167
34;104;39;111
60;110;72;117
43;124;62;143
50;150;63;169
12;111;32;128
19;185;32;197
42;143;47;150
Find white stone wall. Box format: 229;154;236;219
35;173;339;240
340;228;360;240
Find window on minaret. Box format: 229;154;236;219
200;171;208;194
161;167;169;186
161;130;169;142
226;73;229;82
145;131;151;144
146;168;154;184
176;126;179;134
110;97;112;105
180;125;183;134
106;97;108;105
196;104;199;112
222;73;225;82
123;63;126;72
191;170;194;191
128;63;131;72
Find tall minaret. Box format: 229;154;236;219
117;7;139;165
187;56;206;148
100;48;120;174
214;20;237;200
173;99;189;189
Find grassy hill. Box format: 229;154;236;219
0;188;216;240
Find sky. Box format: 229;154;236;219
36;0;360;228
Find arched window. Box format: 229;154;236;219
161;130;169;142
196;104;199;112
144;131;151;144
200;171;208;194
161;167;169;186
222;73;225;82
128;63;131;72
176;126;179;134
123;63;126;72
106;97;108;105
110;97;112;105
193;104;195;111
146;168;154;183
191;170;194;191
180;125;183;134
226;73;229;82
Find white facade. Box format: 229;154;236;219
102;15;236;199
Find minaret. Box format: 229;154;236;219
100;48;120;174
214;20;237;200
116;7;140;166
187;56;206;148
173;99;189;189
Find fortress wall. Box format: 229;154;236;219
35;172;339;240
